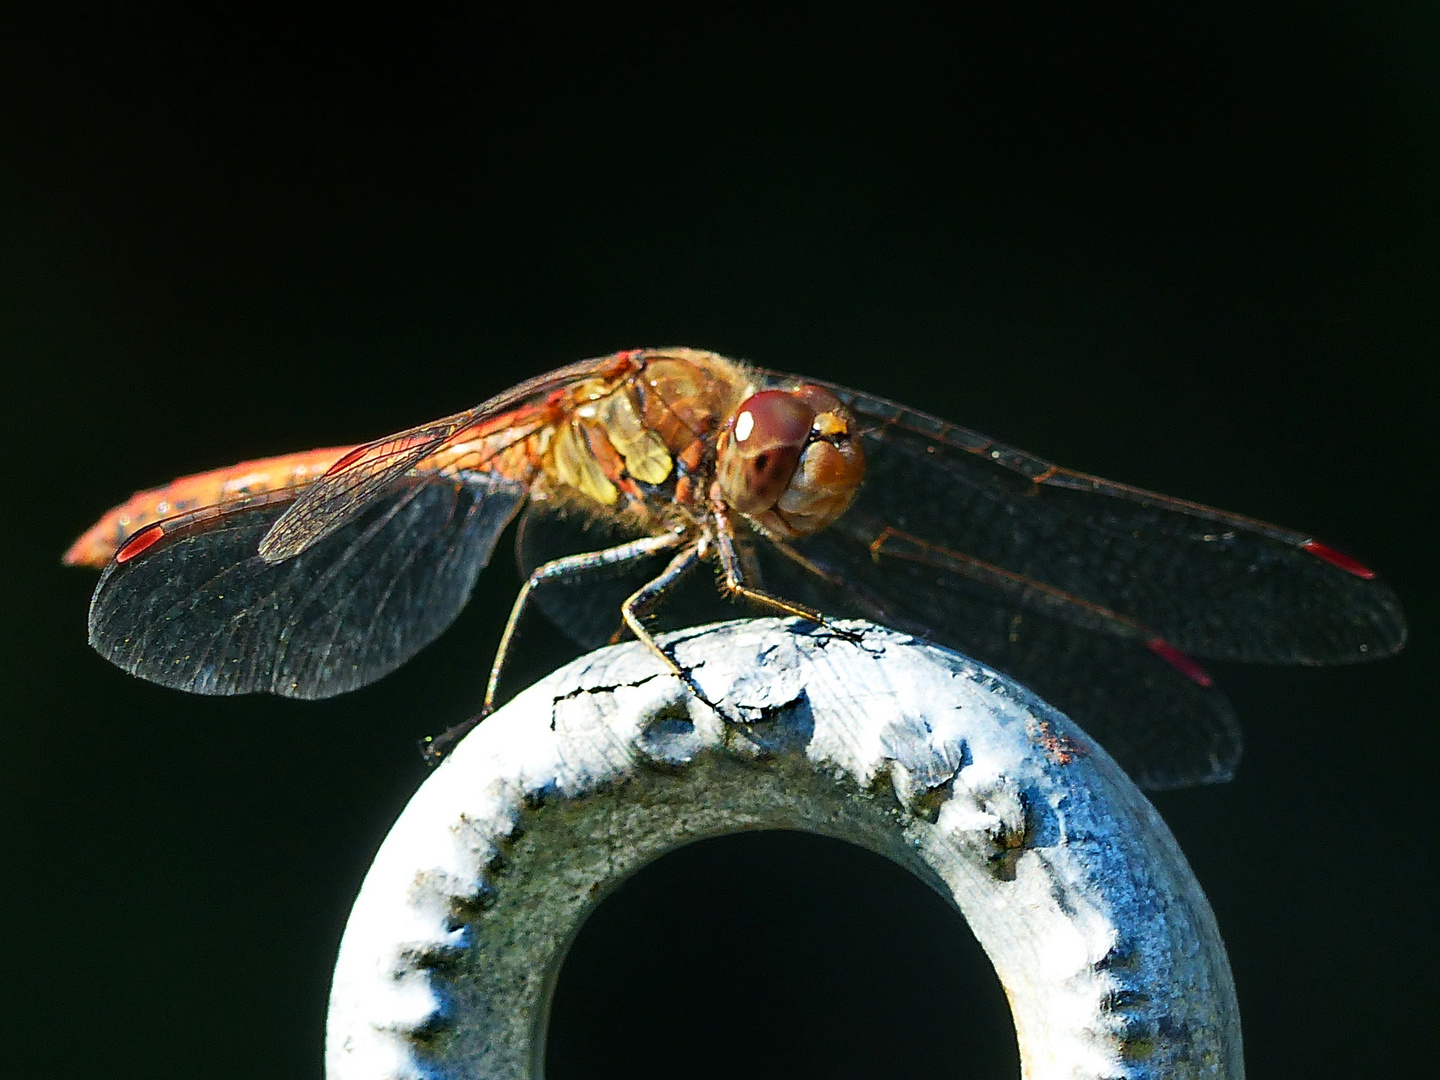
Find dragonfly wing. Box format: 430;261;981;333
89;472;526;698
258;356;639;562
778;376;1407;664
256;410;481;561
754;530;1242;790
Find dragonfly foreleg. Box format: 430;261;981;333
711;512;859;639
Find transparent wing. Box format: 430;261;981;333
89;472;526;698
256;410;485;561
767;374;1407;664
258;355;631;562
752;530;1242;790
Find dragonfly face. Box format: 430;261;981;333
66;347;1407;789
715;385;866;540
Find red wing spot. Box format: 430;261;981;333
116;523;166;564
1301;538;1376;580
1145;638;1214;688
328;444;371;472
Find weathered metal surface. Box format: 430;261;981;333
326;618;1242;1079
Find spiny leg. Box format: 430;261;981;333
419;530;686;764
710;505;862;641
619;541;710;701
486;531;690;711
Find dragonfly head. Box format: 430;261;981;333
716;385;866;539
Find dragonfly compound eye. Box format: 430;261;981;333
718;386;866;538
718;390;812;515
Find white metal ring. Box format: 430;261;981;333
326;618;1242;1079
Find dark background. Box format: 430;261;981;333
3;4;1435;1077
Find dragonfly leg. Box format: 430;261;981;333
419;531;687;765
487;530;688;710
710;511;863;642
619;542;709;699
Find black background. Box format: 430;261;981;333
3;5;1435;1077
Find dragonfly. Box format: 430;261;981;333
66;347;1406;788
